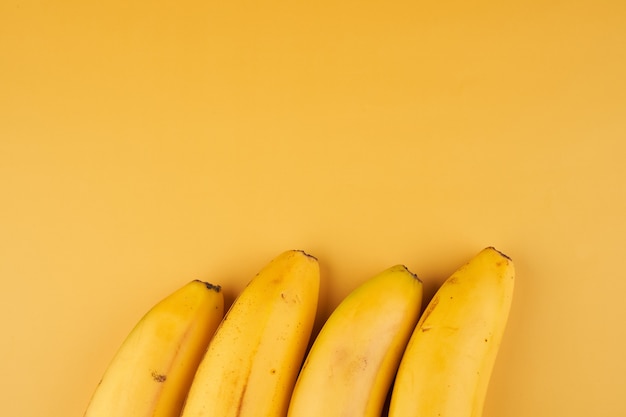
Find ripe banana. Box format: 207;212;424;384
388;247;515;417
179;249;320;417
84;279;225;417
287;264;423;417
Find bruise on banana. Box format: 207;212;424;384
151;370;167;383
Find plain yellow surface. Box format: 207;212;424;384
1;1;625;416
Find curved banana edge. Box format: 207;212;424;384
180;249;320;417
287;264;423;417
388;247;515;417
84;279;224;417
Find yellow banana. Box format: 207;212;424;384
84;279;225;417
179;249;320;417
287;264;423;417
388;247;515;417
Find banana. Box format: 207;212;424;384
388;247;515;417
179;249;320;417
287;264;423;417
84;279;225;417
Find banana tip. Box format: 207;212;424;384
294;249;318;261
486;246;512;261
195;279;222;292
400;264;422;282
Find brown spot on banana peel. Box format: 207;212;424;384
421;325;459;333
151;371;167;383
194;279;222;293
280;292;301;304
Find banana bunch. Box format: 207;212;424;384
83;247;515;417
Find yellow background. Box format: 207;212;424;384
1;1;625;416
